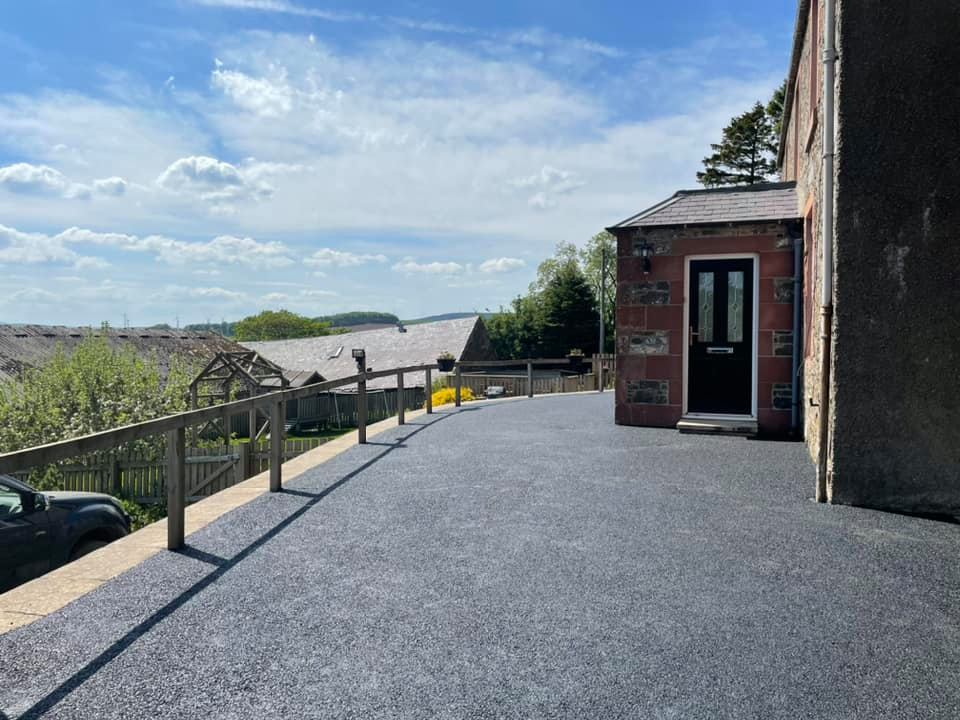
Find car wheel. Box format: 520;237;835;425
69;539;109;562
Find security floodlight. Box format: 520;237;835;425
636;238;654;274
352;348;366;372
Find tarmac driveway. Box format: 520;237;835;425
1;393;959;718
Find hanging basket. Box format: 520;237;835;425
567;354;585;371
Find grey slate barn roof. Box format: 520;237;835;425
609;182;800;229
0;325;244;383
245;316;496;390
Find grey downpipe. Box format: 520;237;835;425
817;0;838;502
791;229;803;436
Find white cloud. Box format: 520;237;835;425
189;0;624;59
510;165;584;210
0;163;89;199
1;223;295;270
527;192;554;211
5;288;60;304
73;256;112;270
299;289;338;298
479;257;526;274
305;248;388;268
161;285;247;301
509;165;584;194
159;234;294;268
156;155;272;204
93;176;127;196
392;258;464;275
190;0;364;22
261;292;289;302
0;224;80;264
212;65;293;118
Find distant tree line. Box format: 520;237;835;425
486;232;615;359
183;311;404;340
317;311;400;328
233;310;347;342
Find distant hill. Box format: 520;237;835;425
402;312;492;326
184;321;237;337
316;312;399;328
182;311;488;337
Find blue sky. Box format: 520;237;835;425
0;0;797;326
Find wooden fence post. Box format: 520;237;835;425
455;365;462;407
270;399;284;491
248;407;258;443
425;368;433;414
166;426;186;550
358;373;368;444
109;456;122;496
238;441;250;481
527;362;534;398
221;409;231;447
397;371;405;425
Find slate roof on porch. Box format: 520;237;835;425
609;181;800;229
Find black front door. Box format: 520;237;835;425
688;258;754;415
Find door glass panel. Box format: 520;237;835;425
728;271;745;342
698;272;714;343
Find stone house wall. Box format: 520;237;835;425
783;0;960;514
781;0;828;467
614;223;796;435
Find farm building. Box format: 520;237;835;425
0;325;243;383
244;316;496;390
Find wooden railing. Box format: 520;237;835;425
0;363;439;550
451;355;612;404
0;357;611;551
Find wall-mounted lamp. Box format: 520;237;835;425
352;348;366;372
636;238;655;274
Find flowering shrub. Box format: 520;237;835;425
431;386;476;407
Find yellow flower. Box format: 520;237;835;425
431;387;476;407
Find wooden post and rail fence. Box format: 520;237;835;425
0;355;615;552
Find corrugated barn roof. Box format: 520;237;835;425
0;325;244;383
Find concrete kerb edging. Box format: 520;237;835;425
0;389;606;635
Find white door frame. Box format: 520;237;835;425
681;253;760;421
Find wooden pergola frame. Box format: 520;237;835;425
189;351;290;443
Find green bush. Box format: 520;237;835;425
119;498;167;532
0;334;195;489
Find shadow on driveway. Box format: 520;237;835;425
13;411;454;720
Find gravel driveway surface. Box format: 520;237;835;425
2;393;959;719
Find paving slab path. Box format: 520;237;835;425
2;393;960;719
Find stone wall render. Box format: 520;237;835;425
829;0;960;514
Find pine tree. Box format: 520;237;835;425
697;102;778;187
539;261;599;358
766;81;786;139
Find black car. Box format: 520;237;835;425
0;474;131;593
